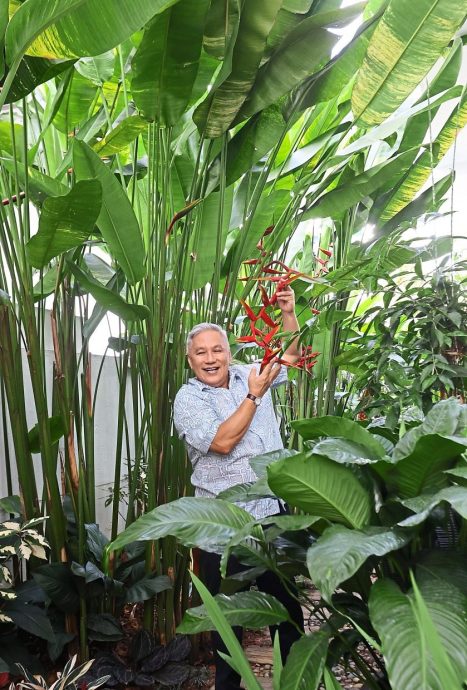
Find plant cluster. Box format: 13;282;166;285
107;397;467;690
0;0;466;671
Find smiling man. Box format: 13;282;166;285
174;286;304;690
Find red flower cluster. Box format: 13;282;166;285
237;258;320;373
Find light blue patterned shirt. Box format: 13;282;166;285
174;364;288;519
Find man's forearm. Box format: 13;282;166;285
281;311;300;364
209;399;257;454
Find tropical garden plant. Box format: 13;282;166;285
107;397;467;689
0;0;466;675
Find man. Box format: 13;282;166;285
174;286;304;690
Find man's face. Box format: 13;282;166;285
187;330;231;388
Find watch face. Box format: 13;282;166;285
254;397;261;406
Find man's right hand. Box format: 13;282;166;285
248;360;281;398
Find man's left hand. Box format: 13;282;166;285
276;285;295;314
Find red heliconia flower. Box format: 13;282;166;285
319;247;332;257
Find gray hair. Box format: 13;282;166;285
186;323;229;354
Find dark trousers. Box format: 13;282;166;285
199;548;304;690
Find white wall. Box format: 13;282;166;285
0;312;132;536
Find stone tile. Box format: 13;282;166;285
244;644;273;664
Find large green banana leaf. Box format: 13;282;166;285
239;3;366;120
352;0;467;126
26;180;102;267
177;591;290;633
267;452;373;528
131;0;210;125
106;497;254;553
380;86;467;221
187;188;233;291
307;525;411;602
4;55;75;104
194;0;282;137
72;140;145;284
203;0;240;59
2;0;184;108
302;149;416;220
369;578;467;690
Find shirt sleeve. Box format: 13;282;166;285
173;388;221;455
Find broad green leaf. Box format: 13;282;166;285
26;180;101;267
0;157;68;205
249;448;300;479
6;0;181;60
2;0;183;108
375;172;453;237
238;23;337;121
177;591;290;634
398;485;467;526
267;452;373;528
351;0;467;126
106;497;254;554
52;69;97;134
379;86;467;221
27;415;66;453
32;563;80;613
93;115;147;157
216;478;274;503
393;399;462;461
33;266;59;302
208;103;286;191
0;495;21;515
302;149;415;220
188;188;233;291
4;55;75;104
230;189;290;266
292;415;386;458
390;434;467;498
280;632;328;690
307;525;411;601
68;262;149;322
203;0;240;60
338;86;462;158
131;0;210;125
0;121;24;158
258;514;321;531
416;551;467;598
3;603;55;641
410;576;466;690
72;139;145;284
293;17;378;110
195;0;282;137
124;575;172;603
74;51;115;85
189;573;263;690
241;3;369;119
369;578;467;690
311;438;383;465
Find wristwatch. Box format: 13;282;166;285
246;393;262;406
